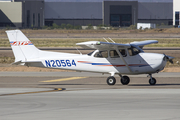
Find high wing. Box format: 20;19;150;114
76;40;158;50
76;41;131;50
130;40;158;48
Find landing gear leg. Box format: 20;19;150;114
119;74;130;85
148;74;156;85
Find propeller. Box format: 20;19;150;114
163;54;174;64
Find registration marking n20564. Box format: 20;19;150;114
45;60;76;67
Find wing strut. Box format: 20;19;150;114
115;47;132;73
103;37;109;43
108;37;115;43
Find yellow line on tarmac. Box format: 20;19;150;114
41;77;87;82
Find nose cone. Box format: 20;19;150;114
142;53;166;72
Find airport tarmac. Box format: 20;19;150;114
0;71;180;89
0;88;180;120
0;71;180;120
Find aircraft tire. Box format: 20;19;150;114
149;78;156;85
107;76;116;85
121;76;130;85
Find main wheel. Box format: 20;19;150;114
107;76;116;85
121;76;130;85
149;78;156;85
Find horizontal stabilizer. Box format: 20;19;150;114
11;60;42;65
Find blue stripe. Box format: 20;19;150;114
91;63;111;65
80;62;151;67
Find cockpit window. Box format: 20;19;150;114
110;49;127;58
94;51;108;58
128;47;141;56
110;50;119;58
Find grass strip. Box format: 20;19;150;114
1;38;180;47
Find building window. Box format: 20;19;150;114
110;15;120;27
175;11;180;26
33;13;35;27
121;14;131;26
38;13;40;27
27;10;30;27
110;14;131;27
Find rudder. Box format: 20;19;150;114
6;30;40;63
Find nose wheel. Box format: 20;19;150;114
148;74;156;85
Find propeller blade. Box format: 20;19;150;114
163;54;174;64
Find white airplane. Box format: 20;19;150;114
6;30;174;85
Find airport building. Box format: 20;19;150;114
173;0;180;26
0;0;174;28
0;0;44;28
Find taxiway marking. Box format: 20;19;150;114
41;77;87;82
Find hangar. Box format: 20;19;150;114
0;0;173;28
0;0;44;28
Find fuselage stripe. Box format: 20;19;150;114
78;61;150;67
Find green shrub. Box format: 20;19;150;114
87;24;93;29
74;25;81;30
129;25;137;30
66;24;73;29
61;23;66;29
52;23;59;29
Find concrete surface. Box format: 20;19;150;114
0;72;180;120
0;71;180;77
0;89;180;120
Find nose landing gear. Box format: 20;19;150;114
148;74;156;85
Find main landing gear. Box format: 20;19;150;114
106;74;157;86
106;75;130;85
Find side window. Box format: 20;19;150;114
94;51;108;58
128;48;133;56
128;47;140;56
119;49;127;57
110;50;119;58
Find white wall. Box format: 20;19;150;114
173;0;180;25
0;2;22;23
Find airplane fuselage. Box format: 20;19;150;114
27;50;167;75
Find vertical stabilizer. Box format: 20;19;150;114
6;30;40;62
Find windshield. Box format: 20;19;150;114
94;51;108;58
87;51;94;56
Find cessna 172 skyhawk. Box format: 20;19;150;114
6;30;174;85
